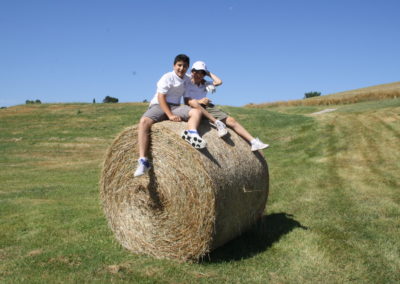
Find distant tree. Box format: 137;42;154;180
142;99;148;103
304;91;321;99
103;96;119;103
93;98;96;104
26;99;42;104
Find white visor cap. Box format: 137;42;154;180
191;61;209;73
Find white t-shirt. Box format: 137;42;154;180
149;71;191;106
184;80;214;100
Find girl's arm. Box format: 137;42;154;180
209;72;222;86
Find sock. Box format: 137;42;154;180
139;157;150;168
250;138;257;144
188;130;198;134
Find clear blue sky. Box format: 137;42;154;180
1;0;399;107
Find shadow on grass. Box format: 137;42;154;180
203;212;308;263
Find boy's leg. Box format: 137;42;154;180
183;108;207;148
187;108;202;130
173;106;207;149
189;100;217;123
138;116;155;158
170;105;202;129
134;116;155;177
135;105;166;177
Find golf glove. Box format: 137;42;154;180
206;84;216;93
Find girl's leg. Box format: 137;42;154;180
224;116;254;142
188;101;227;137
224;116;269;151
189;100;218;123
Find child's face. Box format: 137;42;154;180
191;70;205;84
173;61;189;78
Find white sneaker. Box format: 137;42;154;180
215;120;228;138
134;158;151;177
181;130;207;149
251;138;269;151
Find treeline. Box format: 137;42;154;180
24;96;121;105
26;99;42;104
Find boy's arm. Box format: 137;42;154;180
158;93;181;122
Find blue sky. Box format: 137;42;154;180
1;0;399;107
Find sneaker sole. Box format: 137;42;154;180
251;144;270;151
218;129;228;138
134;166;151;177
181;131;207;149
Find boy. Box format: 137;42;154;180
134;54;206;177
184;61;269;151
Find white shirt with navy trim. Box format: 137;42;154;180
184;80;214;100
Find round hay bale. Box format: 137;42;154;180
100;120;269;262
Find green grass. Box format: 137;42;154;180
1;100;399;283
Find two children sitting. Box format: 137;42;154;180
134;54;269;177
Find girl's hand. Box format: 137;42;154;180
198;98;211;105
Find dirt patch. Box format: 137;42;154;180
310;108;337;115
27;249;44;257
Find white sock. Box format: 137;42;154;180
250;138;257;144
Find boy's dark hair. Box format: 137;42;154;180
174;54;190;65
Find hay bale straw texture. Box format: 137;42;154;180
100;120;269;262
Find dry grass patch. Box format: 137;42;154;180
248;81;400;108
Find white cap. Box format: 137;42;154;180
191;61;208;73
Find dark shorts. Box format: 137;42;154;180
202;103;229;121
142;103;192;122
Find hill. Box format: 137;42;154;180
1;100;399;283
248;81;400;108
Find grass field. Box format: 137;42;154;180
1;98;399;283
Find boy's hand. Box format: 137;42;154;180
168;114;182;122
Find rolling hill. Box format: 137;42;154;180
248;81;400;107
